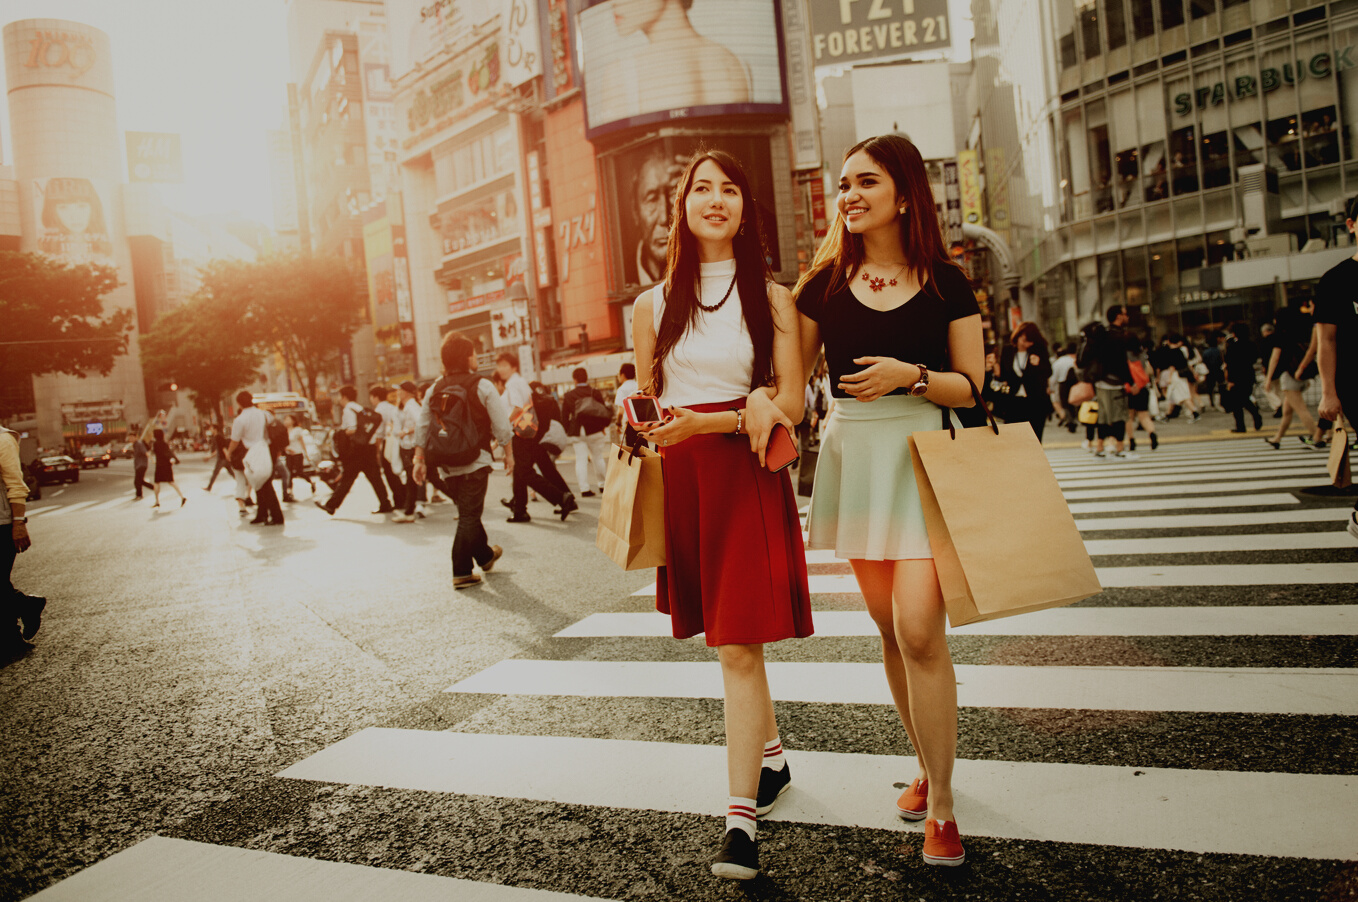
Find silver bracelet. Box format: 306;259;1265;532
734;409;744;434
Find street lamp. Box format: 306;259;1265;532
505;281;536;374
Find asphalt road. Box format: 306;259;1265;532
2;435;1356;902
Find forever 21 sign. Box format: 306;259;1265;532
807;0;951;66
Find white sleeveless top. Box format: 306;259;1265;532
646;258;755;408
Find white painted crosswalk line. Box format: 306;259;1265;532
554;606;1358;639
25;835;598;902
1073;507;1351;531
84;498;128;512
1062;477;1321;499
1057;466;1322;489
279;729;1358;860
1066;493;1300;513
443;660;1358;716
36;500;99;518
1050;450;1317;471
1052;456;1319;477
1083;531;1354;554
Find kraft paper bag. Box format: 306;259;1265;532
596;443;666;570
910;420;1102;628
1329;426;1352;489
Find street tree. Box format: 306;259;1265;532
199;254;365;402
139;295;264;429
0;251;132;419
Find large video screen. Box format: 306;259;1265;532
609;133;781;288
577;0;787;138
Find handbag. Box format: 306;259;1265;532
242;442;273;492
1329;425;1353;489
511;402;538;439
1077;399;1099;425
1067;381;1095;406
909;379;1101;627
596;442;666;570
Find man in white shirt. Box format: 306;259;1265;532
496;353;575;522
613;362;640;426
562;367;611;497
370;384;405;514
226;390;284;526
317;385;393;516
393;380;424;523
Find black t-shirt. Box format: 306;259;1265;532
1313;256;1358;391
796;262;980;399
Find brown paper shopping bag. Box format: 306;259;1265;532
909;393;1101;628
1329;426;1352;489
596;443;667;570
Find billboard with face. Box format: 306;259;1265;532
577;0;787;138
608;133;781;288
33;177;114;265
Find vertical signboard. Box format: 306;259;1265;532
985;146;1011;234
502;0;542;87
781;0;822;171
809;176;828;240
957;149;983;225
942;160;963;272
125;132;183;182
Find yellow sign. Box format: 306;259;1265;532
958;150;983;226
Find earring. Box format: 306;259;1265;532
739;223;745;235
898;206;907;215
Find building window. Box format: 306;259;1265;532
1061;107;1090;220
1087;100;1114;213
1080;1;1102;59
1137;83;1168;202
1132;2;1155;40
1148;241;1178;315
1110;90;1138;207
1169;125;1200;194
1202;130;1230;187
1104;0;1128;50
1189;0;1216;20
1160;0;1185;29
1057;0;1078;69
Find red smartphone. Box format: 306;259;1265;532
623;395;670;432
764;422;799;473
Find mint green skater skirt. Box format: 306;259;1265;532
805;394;956;562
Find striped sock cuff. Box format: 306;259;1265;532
726;796;758;839
763;741;783;758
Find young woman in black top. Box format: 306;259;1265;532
1002;321;1054;440
150;428;185;508
794;134;983;867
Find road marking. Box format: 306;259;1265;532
1050;450;1317;471
1066;493;1300;513
279;729;1358;860
23;505;57;515
443;660;1358;716
37;500;99;518
84;498;128;512
25;835;597;902
1083;531;1354;554
1074;508;1352;531
1048;441;1312;460
555;605;1358;639
1052;456;1319;477
1062;477;1322;500
1058;466;1323;489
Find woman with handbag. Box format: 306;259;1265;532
631;150;812;881
794;134;984;867
1002;322;1054;441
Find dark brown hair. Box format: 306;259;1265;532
649;149;773;398
441;331;476;373
1010;321;1049;357
795;134;965;301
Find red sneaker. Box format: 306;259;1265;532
922;819;966;867
895;777;928;821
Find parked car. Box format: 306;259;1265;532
79;446;113;468
32;455;79;486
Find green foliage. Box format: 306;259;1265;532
139;295;264;428
0;251;132;418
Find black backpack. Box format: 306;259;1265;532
571;389;612;433
352;406;383;445
266;416;289;456
1075;323;1107;383
425;373;490;467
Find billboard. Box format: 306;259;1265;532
576;0;787;138
32;177;114;265
126;132;183;183
807;0;951;66
607;133;781;288
958;149;983;225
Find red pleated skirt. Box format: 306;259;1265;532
656;400;814;646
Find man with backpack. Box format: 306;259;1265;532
316;384;393;517
413;331;512;589
227;391;285;526
562;367;611;498
1077;306;1137;458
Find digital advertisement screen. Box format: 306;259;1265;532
608;133;782;288
577;0;787;138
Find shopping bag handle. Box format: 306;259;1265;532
939;375;1000;440
620;424;648;464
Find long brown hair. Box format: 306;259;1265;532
794;134;965;300
648;149;774;398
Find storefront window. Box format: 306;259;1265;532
1177;234;1206;274
1132;2;1155;40
1296;34;1340;168
1137;84;1168;202
1160;0;1184;30
1076;256;1100;325
1062;106;1090;219
1079;1;1101;60
1148;240;1178;315
1098;251;1125;310
1169;124;1199;194
1087;100;1114;213
1110;90;1139;207
434;125;517;198
1123;246;1149;314
1262;44;1302;172
431;185;523;257
1206;229;1234;265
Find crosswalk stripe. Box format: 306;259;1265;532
278;728;1358;860
442;660;1358;716
1050;450;1317;470
84;498;127;512
1067;493;1300;513
1052;455;1318;476
634;562;1358;595
554;605;1358;638
1061;477;1322;500
1057;466;1323;489
1048;440;1311;459
802;530;1351;559
1073;507;1351;531
36;500;99;518
25;835;598;902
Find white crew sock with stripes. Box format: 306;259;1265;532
726;797;757;840
763;737;786;771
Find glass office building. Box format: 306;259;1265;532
975;0;1358;342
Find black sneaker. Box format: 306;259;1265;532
315;501;335;515
18;595;45;641
558;493;578;520
756;763;791;816
581;490;596;498
507;512;531;523
1128;437;1136;451
711;829;759;880
1150;433;1158;450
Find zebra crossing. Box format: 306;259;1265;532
26;438;1358;899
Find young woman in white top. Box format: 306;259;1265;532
795;134;984;867
631;150;810;881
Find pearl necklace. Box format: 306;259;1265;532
860;262;908;293
696;271;738;313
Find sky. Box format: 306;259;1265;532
1;0;293;229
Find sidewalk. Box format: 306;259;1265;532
1042;405;1326;450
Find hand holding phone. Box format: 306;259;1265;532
623;395;671;433
763;422;799;473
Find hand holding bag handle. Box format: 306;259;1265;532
937;374;1000;439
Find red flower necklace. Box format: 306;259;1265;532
860;262;908;293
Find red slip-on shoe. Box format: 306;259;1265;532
922;819;966;867
895;777;928;821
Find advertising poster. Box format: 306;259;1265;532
958;149;984;225
126;132;183;183
33;177;114;265
806;0;951;66
576;0;787;138
609;134;780;287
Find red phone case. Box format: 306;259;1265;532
764;422;799;473
624;395;668;432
